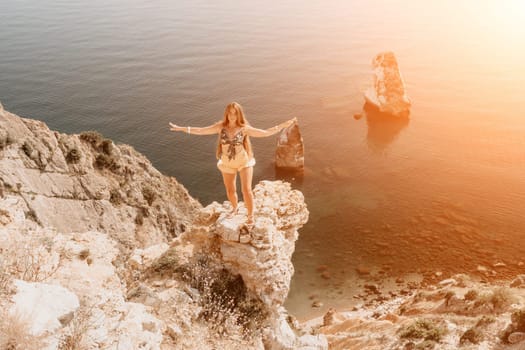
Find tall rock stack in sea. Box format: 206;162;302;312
275;123;305;172
364;51;411;118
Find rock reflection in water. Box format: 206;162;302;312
363;103;409;152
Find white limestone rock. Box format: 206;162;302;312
365;51;411;118
263;309;297;350
0;105;201;247
130;243;170;270
10;280;80;336
211;181;308;308
297;334;329;350
113;302;163;350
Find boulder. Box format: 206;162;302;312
364;51;411;118
275;123;304;171
10;280;80;336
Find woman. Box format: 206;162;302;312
169;102;296;227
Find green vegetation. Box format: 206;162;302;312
94;154;119;171
0;312;44;350
65;148;81;163
79;131;104;147
474;287;515;311
399;319;446;342
180;255;268;333
80;131;120;172
20;140;46;170
79;131;113;155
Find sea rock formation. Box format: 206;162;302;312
0;101;325;349
275;123;304;171
364;51;411;118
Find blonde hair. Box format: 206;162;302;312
216;102;253;159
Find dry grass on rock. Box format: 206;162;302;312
0;311;44;350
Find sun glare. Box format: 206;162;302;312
477;0;525;37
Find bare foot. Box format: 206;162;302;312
226;207;238;219
245;215;254;229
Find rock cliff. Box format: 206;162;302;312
0;101;326;349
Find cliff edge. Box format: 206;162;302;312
0;101;326;349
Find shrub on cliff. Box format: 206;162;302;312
79;131;103;148
180;255;268;334
65;147;81;164
80;131;114;155
0;312;44;350
94;153;119;172
20;140;46;170
473;287;515;312
399;318;447;342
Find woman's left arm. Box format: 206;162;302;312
245;117;297;138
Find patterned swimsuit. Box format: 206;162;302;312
216;127;256;174
219;128;245;160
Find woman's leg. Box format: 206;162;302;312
221;171;238;213
239;166;254;221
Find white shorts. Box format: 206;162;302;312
217;150;256;174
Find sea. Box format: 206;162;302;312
1;0;524;320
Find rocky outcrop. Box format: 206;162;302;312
11;280;80;336
275;124;304;171
364;51;411;118
0;101;324;349
0;103;201;248
165;180;327;349
308;274;525;350
208;181;308;307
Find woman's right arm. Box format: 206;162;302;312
169;121;222;135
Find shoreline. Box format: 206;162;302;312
295;263;525;324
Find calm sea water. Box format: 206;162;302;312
1;0;524;319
